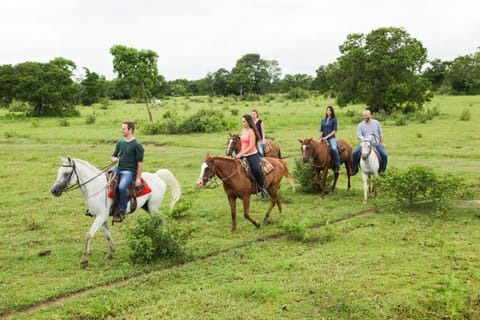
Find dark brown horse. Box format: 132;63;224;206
196;154;295;231
225;133;282;158
299;138;353;198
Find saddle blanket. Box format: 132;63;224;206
108;178;152;198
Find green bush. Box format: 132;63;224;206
280;219;311;242
377;166;463;211
286;87;309;100
85;112;96;125
460;108;471;121
293;158;317;193
128;213;191;265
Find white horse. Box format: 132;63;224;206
359;135;380;204
50;156;181;267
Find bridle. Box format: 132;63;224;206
361;140;373;161
57;159;115;193
302;141;327;168
201;158;239;189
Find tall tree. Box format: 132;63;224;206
333;27;432;113
80;68;107;105
110;45;161;121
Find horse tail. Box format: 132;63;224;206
155;169;181;209
278;159;295;191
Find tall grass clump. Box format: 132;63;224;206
128;213;191;264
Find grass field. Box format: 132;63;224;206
0;94;479;319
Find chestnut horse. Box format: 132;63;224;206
225;133;282;158
196;154;295;231
299;138;353;198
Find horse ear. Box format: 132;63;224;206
206;152;210;158
59;156;65;162
298;139;303;143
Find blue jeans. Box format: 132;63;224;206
352;144;388;173
327;137;341;167
112;168;134;213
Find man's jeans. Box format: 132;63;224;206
112;168;134;213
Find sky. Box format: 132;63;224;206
1;0;479;81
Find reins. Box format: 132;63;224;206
203;158;240;189
63;160;115;193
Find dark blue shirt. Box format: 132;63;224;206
320;117;338;138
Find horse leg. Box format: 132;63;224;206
227;194;237;232
263;185;280;225
331;168;339;193
346;161;352;190
241;195;260;228
320;168;328;198
101;221;115;260
81;215;107;268
362;173;369;204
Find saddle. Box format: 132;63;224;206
241;158;275;185
106;171;152;216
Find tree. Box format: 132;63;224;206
110;45;161;121
422;59;451;92
444;51;480;95
280;73;314;92
333;27;432;113
211;68;231;96
228;53;280;95
0;60;78;116
80;68;107;105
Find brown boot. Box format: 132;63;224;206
112;212;125;223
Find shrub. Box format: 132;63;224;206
286;87;309;100
377;166;463;211
128;213;191;265
293;158;317;193
85;112;96;125
460;108;471;121
280;219;311;242
58;118;70;127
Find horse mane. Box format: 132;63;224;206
72;158;101;173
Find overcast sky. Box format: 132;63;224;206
1;0;479;81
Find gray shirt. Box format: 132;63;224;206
357;120;383;144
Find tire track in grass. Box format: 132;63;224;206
1;208;379;319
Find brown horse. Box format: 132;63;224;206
196;154;295;231
299;138;353;198
225;133;282;158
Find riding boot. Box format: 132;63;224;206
112;211;125;223
260;186;268;199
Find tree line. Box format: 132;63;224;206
0;27;479;118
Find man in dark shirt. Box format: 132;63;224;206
111;121;144;222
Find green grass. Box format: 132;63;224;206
1;94;479;319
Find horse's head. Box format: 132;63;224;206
51;156;77;197
360;137;373;161
196;154;216;188
299;138;314;163
225;133;240;157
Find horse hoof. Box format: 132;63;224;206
362;200;367;204
105;253;113;260
255;223;261;228
80;260;89;268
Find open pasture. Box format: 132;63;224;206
0;95;479;319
